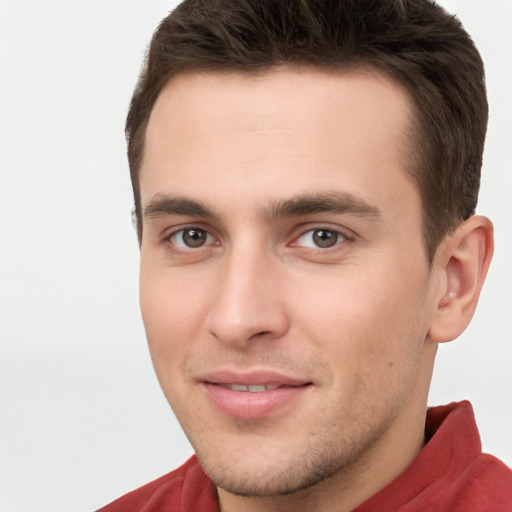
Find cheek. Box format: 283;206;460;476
293;262;430;380
139;268;207;370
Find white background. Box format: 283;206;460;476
0;1;511;511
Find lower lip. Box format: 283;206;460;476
202;383;311;419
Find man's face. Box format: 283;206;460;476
139;68;440;496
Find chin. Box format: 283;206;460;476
195;443;357;498
206;464;330;498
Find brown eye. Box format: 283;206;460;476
295;228;345;249
312;230;339;248
183;229;207;247
170;228;213;248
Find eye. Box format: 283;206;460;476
169;227;216;249
294;228;346;249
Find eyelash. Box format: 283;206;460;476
164;225;352;253
166;226;218;250
291;227;350;250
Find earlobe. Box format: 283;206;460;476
428;215;494;343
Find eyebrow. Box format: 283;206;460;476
143;196;216;219
142;191;381;221
269;192;381;220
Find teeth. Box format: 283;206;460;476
219;383;280;392
247;385;266;392
231;384;249;391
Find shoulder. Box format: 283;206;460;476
424;401;512;510
355;401;512;512
451;452;512;510
96;456;219;512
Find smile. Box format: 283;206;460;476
202;377;312;419
217;383;281;392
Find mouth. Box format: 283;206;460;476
200;373;313;419
215;383;282;392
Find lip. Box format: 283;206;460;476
199;370;313;419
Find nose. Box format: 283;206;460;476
205;247;290;348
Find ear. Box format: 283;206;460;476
428;215;494;343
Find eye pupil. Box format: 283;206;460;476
313;229;338;248
182;228;207;247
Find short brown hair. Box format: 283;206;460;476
126;0;487;261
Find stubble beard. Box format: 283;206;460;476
202;448;355;498
192;415;394;499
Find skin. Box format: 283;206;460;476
138;68;493;512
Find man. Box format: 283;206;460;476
98;0;512;510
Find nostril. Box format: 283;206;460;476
254;331;269;337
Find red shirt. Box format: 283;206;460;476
97;401;512;511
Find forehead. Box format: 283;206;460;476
141;67;417;219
